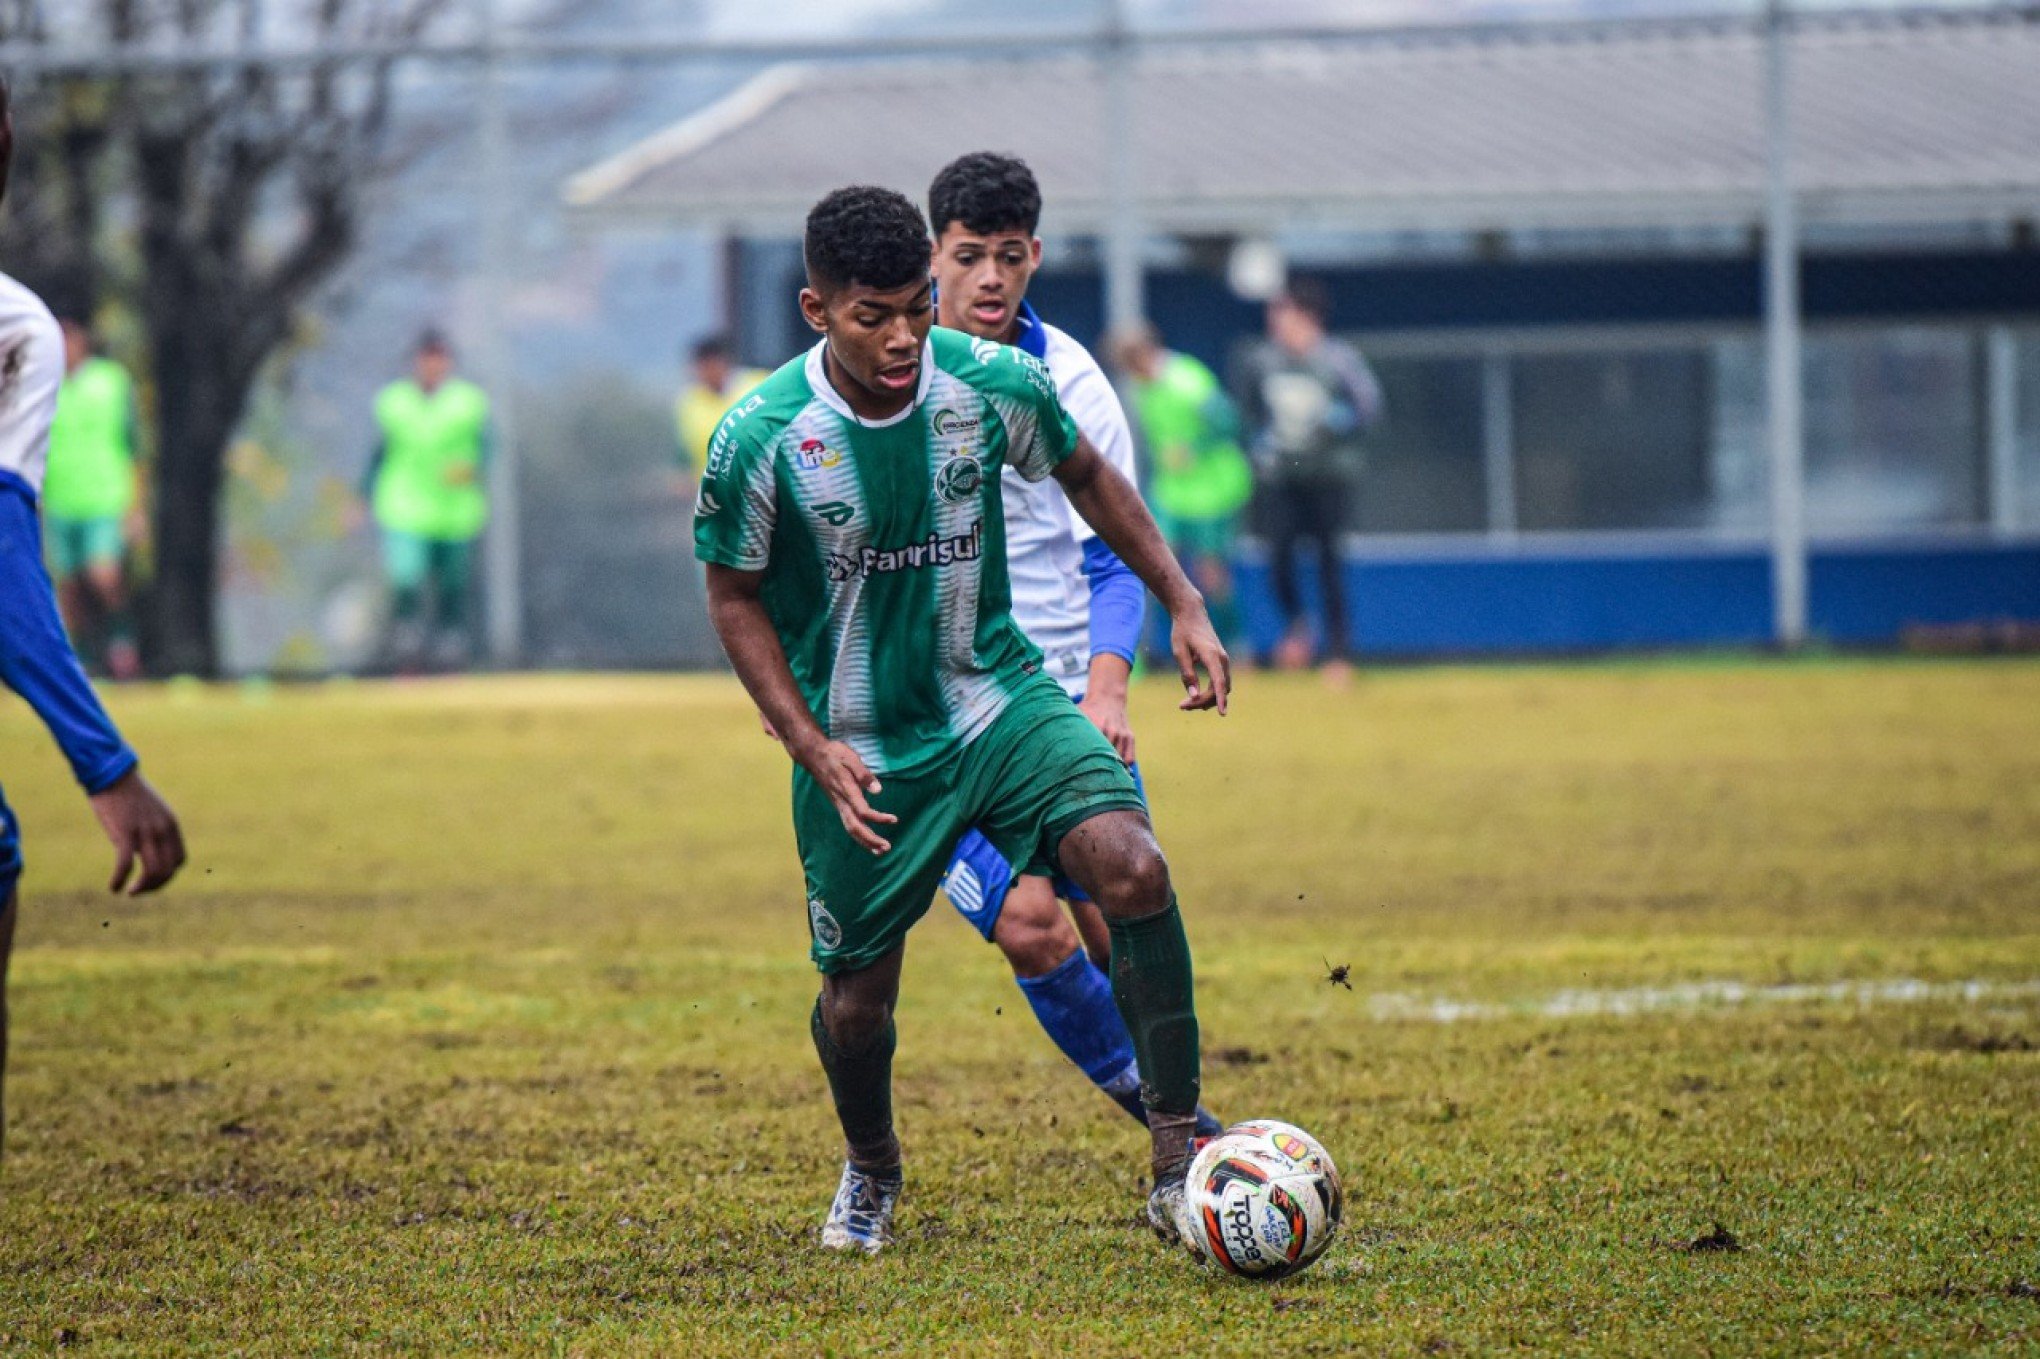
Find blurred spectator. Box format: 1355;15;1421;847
1234;279;1382;680
673;334;767;500
1108;321;1252;652
358;329;491;672
44;316;143;679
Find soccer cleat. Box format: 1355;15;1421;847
820;1160;903;1255
1145;1169;1193;1253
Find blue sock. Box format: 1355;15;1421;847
1015;949;1148;1124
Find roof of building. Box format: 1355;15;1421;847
562;9;2040;237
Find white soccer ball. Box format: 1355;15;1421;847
1181;1120;1343;1280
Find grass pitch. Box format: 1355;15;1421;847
1;659;2036;1355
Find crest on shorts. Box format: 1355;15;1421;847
808;896;843;950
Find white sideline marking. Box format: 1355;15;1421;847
1365;978;2040;1023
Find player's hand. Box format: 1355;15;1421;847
1171;604;1231;714
1079;689;1137;764
87;768;186;896
792;736;898;855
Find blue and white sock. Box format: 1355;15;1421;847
1015;949;1150;1125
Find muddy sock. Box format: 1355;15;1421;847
1107;895;1202;1177
810;996;899;1172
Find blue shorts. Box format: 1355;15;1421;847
0;781;21;901
941;757;1147;942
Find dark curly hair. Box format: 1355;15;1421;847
928;152;1041;238
804;186;931;293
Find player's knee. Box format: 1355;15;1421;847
1089;845;1172;921
820;986;893;1050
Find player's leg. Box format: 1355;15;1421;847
962;688;1203;1241
815;944;906;1174
0;888;15;1160
1;784;22;1158
795;763;952;1253
1264;482;1312;669
428;540;475;669
379;529;429;670
943;828;1149;1121
49;522;97;663
81;522;138;679
1308;477;1354;677
1068;894;1111;970
1186;517;1240;647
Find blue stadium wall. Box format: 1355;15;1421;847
1026;248;2040;654
1221;538;2040;657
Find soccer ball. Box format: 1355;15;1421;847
1181;1120;1342;1280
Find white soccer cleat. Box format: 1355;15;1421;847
1145;1171;1194;1254
820;1160;903;1255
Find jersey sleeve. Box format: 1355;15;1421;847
692;406;780;570
982;348;1080;484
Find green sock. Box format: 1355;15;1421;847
810;998;899;1170
1107;896;1202;1121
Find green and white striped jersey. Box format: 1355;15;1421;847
695;327;1080;775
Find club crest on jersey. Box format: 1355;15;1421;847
931;408;981;438
812;500;855;527
935;454;983;505
808;897;843;950
798;437;841;470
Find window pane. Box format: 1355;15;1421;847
2017;330;2040;533
1707;337;1768;534
1351;353;1485;533
1803;328;1984;532
1513;349;1714;531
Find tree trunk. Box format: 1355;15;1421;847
146;309;246;678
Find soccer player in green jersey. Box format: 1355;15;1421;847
357;330;492;671
44;315;144;680
695;186;1229;1256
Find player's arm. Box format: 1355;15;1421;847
703;564;897;854
1079;542;1138;762
1053;437;1229;714
0;485;184;894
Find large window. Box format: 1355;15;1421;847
1513;349;1715;531
1333;323;2007;539
1803;328;1985;533
1351;355;1485;533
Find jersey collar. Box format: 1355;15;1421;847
805;337;936;430
1011;300;1049;360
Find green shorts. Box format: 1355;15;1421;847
47;515;126;576
793;677;1147;974
1158;510;1239;562
380;529;475;593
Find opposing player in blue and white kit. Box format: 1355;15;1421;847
0;79;185;1153
928;153;1219;1138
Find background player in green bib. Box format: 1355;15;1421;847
44;316;144;680
358;330;491;671
696;187;1231;1257
1109;321;1253;650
